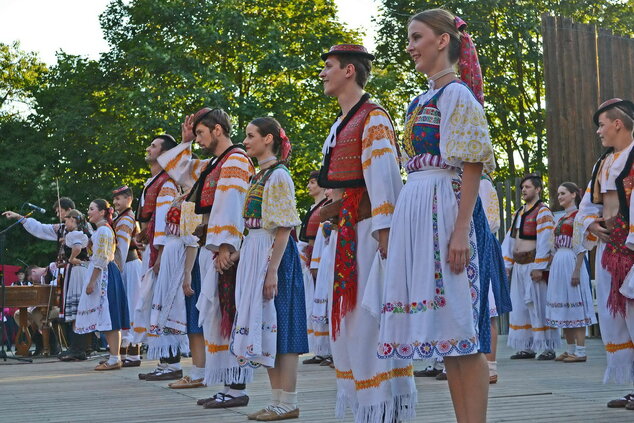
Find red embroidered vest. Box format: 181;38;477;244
187;145;249;215
114;208;140;262
137;171;170;223
554;210;577;238
299;198;328;242
318;94;389;188
510;201;549;240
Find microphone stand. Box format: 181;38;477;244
0;211;34;362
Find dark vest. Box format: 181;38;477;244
510;201;550;240
137;171;170;222
187;145;250;214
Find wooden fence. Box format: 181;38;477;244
541;14;634;203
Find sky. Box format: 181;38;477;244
0;0;380;65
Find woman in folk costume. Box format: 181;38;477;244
478;174;512;383
231;117;308;421
61;210;91;327
145;189;201;363
111;186;144;366
75;199;130;370
378;9;495;422
546;182;596;362
298;170;328;365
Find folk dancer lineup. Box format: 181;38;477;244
3;7;634;422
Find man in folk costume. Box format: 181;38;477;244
575;98;634;411
317;44;416;422
502;175;559;360
298;170;330;365
157;108;255;407
132;134;185;381
3;197;92;361
112;185;143;367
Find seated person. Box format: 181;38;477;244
13;264;60;355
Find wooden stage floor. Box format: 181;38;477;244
1;336;632;422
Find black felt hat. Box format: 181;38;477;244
593;98;634;126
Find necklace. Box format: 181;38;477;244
429;68;456;84
258;156;277;168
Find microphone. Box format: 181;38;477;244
25;203;46;214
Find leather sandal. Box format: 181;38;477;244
563;354;587;363
203;393;249;409
256;407;300;421
510;350;536;359
168;376;205;389
94;361;122;371
607;393;634;408
197;392;225;406
248;408;270;420
555;352;570;361
302;355;324;364
122;358;141;367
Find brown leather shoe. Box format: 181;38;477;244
436;371;447;381
489;374;498;384
248;408;269;420
203;393;249;409
555;352;570;361
145;369;183;381
95;361;122;371
563;354;587;363
168;376;205;389
607;394;634;408
256;407;300;421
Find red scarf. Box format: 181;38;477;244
601;213;634;317
331;187;366;340
137;171;170;267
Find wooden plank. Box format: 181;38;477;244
504;179;512;233
496;181;505;240
541;14;561;207
579;22;601;187
0;337;625;422
557;16;574;200
597;28;614;101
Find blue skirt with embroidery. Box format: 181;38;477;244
185;250;203;334
275;237;309;354
472;199;492;354
107;262;130;331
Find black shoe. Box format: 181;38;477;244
537;351;556;361
145;369;183;381
58;349;87;361
510;351;536;359
302;355;324;364
414;368;443;377
139;367;166;380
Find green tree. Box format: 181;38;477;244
373;0;634;180
0;42;52;265
96;0;359;210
